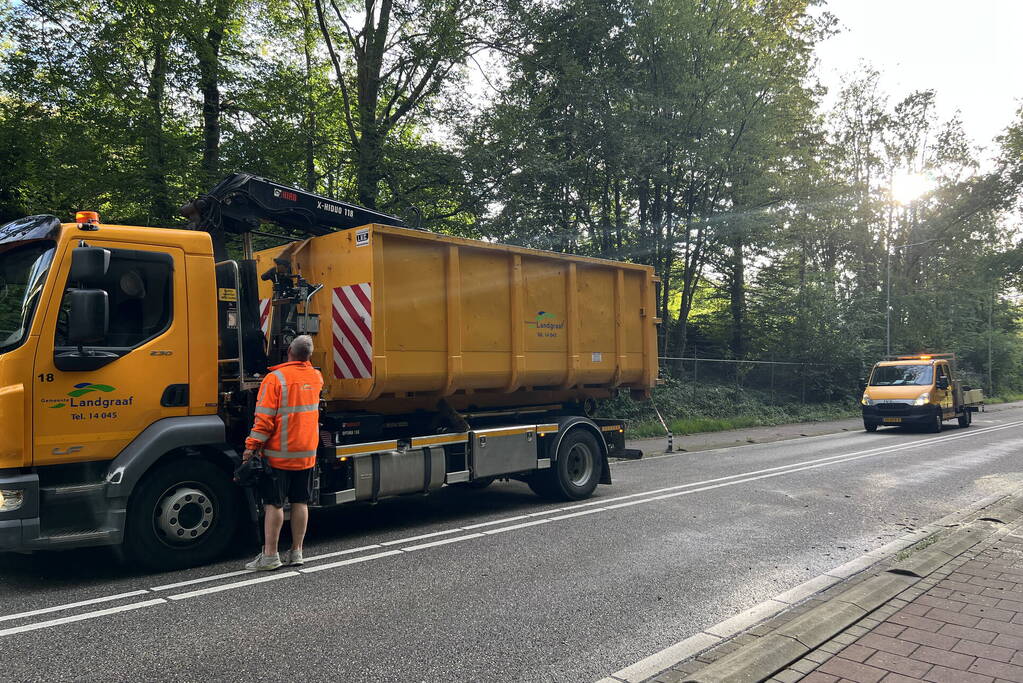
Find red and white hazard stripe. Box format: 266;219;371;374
258;298;271;336
332;284;373;379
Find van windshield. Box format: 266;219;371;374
0;241;56;354
870;364;933;386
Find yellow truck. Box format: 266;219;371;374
0;174;658;569
860;354;983;433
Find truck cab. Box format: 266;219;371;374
0;214;227;562
861;354;981;433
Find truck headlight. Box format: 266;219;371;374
861;395;875;406
0;489;24;512
913;392;930;406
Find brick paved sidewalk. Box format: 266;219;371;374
799;521;1023;683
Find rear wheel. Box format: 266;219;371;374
124;458;241;571
958;409;972;428
529;428;602;501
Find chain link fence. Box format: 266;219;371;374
657;355;859;404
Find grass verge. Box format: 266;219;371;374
626;405;858;439
600;376;859;439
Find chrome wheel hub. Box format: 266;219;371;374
155;486;214;544
565;444;594;487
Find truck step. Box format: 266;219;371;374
34;528;119;548
40;482;106;502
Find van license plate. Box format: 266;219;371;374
883;417;902;423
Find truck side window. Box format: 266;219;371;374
55;248;173;350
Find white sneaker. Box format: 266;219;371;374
245;553;282;571
283;549;304;566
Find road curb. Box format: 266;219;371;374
601;490;1009;682
677;494;1023;683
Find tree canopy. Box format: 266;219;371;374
1;0;1020;393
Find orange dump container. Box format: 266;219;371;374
256;225;658;414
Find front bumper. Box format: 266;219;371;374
862;404;936;425
0;469;40;552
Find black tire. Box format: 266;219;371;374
124;458;241;571
958;409;971;428
864;421;878;432
529;428;602;501
527;473;559;499
929;409;943;433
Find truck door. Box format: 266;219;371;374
32;242;189;466
935;363;953;417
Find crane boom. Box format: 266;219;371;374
180;172;405;258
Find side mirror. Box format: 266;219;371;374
67;289;108;345
858;379;867;392
70;247;110;285
936;378;949;390
55;289;118;371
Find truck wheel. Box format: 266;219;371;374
555;430;602;499
124;459;241;571
864;421;878;432
929;409;943;433
958;410;971;428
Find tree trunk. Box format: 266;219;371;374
299;0;317;190
143;36;173;223
196;0;234;188
728;229;747;359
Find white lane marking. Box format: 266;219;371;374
381;528;466;546
463;513;538;530
167;571;299;601
547;507;608;522
0;590;151;623
302;543;383;563
4;419;1021;636
152;571;252;592
482;519;552;535
300;550;403;574
0;599;167;638
148;420;1019;594
402;533;484;552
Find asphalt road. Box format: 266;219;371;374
3;405;1023;682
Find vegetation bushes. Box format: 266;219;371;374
599;376;857;439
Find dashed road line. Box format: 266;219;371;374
0;589;151;623
167;571;299;600
2;419;1021;639
0;599;168;638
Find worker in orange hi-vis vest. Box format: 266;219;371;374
242;335;324;571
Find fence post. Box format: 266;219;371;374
692;348;698;402
770;359;776;405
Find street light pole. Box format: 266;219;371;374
885;238;938;357
886;247;892;356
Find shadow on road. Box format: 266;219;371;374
0;481;550;588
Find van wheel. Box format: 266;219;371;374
124;459;241;571
930;410;943;433
958;410;971;428
864;421;878;432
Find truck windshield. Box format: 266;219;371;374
0;241;56;354
870;365;933;386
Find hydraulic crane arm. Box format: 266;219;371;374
179;173;406;376
180;172;405;259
